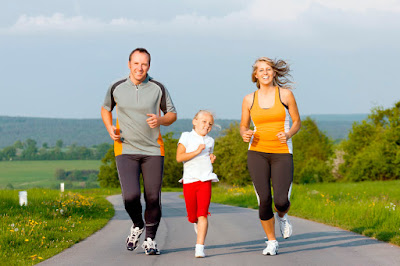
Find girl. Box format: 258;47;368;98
240;57;301;255
176;110;219;258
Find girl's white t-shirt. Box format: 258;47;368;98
178;130;219;184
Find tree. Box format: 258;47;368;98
292;117;334;184
162;132;183;188
2;146;16;160
56;139;63;148
213;122;251;185
98;146;120;188
339;101;400;181
21;139;38;160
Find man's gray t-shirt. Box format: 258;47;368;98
103;75;176;156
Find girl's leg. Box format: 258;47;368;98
196;181;211;245
196;216;208;245
183;182;199;223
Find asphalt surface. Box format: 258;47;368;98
39;192;400;266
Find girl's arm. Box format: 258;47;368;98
176;143;205;163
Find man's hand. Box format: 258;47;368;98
146;114;160;128
107;125;121;141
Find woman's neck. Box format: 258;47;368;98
259;83;276;92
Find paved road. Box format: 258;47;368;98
40;193;400;266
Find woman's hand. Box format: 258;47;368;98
242;130;254;142
276;131;290;143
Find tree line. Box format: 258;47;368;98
0;139;111;161
98;101;400;188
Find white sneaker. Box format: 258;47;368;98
262;240;279;256
195;244;205;258
194;223;198;234
126;225;144;251
142;237;160;255
276;213;292;239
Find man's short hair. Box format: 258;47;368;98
129;48;151;65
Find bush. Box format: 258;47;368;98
292;117;334;184
162;132;183;188
213;123;250;185
98;146;120;188
340;101;400;181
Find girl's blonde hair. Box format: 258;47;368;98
251;57;293;89
193;110;219;130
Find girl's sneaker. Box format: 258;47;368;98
262;240;279;256
195;244;205;258
142;237;160;255
126;225;144;251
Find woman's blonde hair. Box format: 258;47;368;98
251;57;293;89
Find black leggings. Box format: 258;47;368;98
247;150;293;221
116;154;164;239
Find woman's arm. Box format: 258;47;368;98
240;93;254;142
277;89;301;143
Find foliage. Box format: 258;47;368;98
0;140;111;161
98;147;120;188
339;101;400;181
55;169;99;182
213;123;250;186
292;117;334;184
211;181;400;246
162;132;183;188
0;188;115;265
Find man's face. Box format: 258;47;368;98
128;51;150;84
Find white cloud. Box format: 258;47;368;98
1;0;400;36
9;13;104;33
315;0;400;13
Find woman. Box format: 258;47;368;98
240;57;301;256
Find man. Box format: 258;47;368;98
101;48;177;255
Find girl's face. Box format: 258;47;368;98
193;113;214;136
255;61;275;86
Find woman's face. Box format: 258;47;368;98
254;61;275;86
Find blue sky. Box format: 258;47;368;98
1;0;399;119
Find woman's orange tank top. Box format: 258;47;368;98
249;87;292;154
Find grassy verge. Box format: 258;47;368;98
0;188;120;265
211;181;400;246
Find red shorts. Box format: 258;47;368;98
183;181;211;223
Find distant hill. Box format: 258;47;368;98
0;114;367;148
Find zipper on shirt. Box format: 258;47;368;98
135;85;139;102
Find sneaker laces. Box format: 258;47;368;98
128;227;142;243
142;238;156;250
281;218;290;235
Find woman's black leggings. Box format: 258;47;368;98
116;154;164;239
247;150;293;221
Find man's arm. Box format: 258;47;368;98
146;112;177;128
101;107;120;141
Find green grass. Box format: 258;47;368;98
0;188;120;265
211;181;400;246
0;160;101;189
